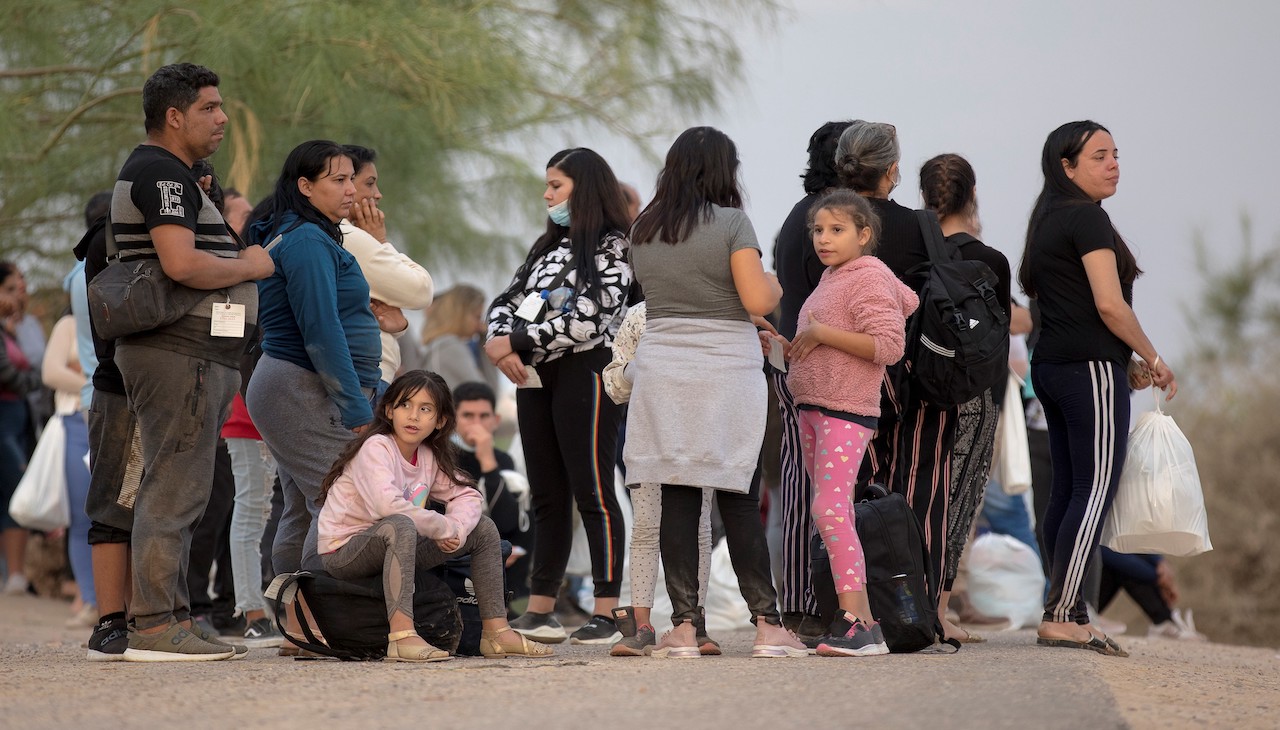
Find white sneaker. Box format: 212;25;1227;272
3;573;29;596
1147;609;1207;641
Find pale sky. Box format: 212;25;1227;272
591;0;1280;369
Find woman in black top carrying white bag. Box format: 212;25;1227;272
484;148;632;645
1019;120;1177;657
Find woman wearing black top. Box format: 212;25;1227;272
771;119;852;636
920;153;1011;644
836;121;954;611
1020;121;1176;657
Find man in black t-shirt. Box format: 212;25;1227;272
110;63;274;662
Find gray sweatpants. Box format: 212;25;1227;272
322;514;505;621
115;344;239;631
247;355;370;575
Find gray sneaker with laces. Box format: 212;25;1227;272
609;607;655;656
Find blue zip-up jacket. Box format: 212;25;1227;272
254;213;380;428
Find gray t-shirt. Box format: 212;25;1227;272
630;204;760;321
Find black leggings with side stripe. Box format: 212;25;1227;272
517;349;625;598
1033;360;1130;625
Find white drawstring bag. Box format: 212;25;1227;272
1102;391;1212;557
994;370;1032;495
8;414;70;531
965;533;1045;629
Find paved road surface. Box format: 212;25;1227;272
1;591;1275;729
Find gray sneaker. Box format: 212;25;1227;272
190;619;249;659
609;607;655;657
123;623;236;662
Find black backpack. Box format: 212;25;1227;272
810;484;958;653
267;569;462;661
902;210;1009;407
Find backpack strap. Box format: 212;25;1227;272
914;209;957;265
265;571;358;660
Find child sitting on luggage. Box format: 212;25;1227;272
776;189;918;656
317;370;552;661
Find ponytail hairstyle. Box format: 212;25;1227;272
834;121;900;195
632;126;743;245
499;148;629;308
807;188;882;255
919;153;977;221
317;370;473;505
251;139;350;246
1018;121;1141;298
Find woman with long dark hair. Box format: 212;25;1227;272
626;126;804;658
485;148;631;645
919;153;1011;643
246;140;382;651
1020;121;1175;656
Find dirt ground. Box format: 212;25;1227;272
1;592;1276;730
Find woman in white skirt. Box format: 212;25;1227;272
626;127;806;658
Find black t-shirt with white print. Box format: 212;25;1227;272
1027;201;1133;368
109;144;257;367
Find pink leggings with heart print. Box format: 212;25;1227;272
798;409;873;594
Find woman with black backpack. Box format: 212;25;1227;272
920;153;1012;644
1019;121;1177;657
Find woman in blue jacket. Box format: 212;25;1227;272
246;140;383;651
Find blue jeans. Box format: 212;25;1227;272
227;438;276;615
64;413;95;606
979;476;1041;562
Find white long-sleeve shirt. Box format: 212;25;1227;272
340;221;434;381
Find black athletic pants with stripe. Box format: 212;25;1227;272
1033;360;1130;625
517;349;625;599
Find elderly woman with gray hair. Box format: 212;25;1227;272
836;121;962;642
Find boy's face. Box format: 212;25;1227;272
455;399;499;435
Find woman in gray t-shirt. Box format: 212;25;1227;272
625;126;805;658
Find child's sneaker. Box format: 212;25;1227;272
609;606;656;656
86;616;130;662
816;611;890;657
569;614;621;645
509;611;567;644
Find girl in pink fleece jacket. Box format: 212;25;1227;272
781;190;918;657
317;370;551;661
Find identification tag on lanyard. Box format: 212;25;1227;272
211;302;246;338
514;295;546;322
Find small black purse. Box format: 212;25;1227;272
87;216;212;340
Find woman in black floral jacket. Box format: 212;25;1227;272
484;148;633;645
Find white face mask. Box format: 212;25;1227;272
450;432;475;452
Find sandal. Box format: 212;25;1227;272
1036;635;1119;657
387;629;451;662
480;626;555;658
953;628;987;644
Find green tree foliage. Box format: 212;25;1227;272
0;0;769;282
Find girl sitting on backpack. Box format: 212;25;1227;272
776;189;918;656
317;369;553;661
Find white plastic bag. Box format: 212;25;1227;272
8;414;70;531
1102;393;1211;556
995;370;1032;495
965;533;1045;629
